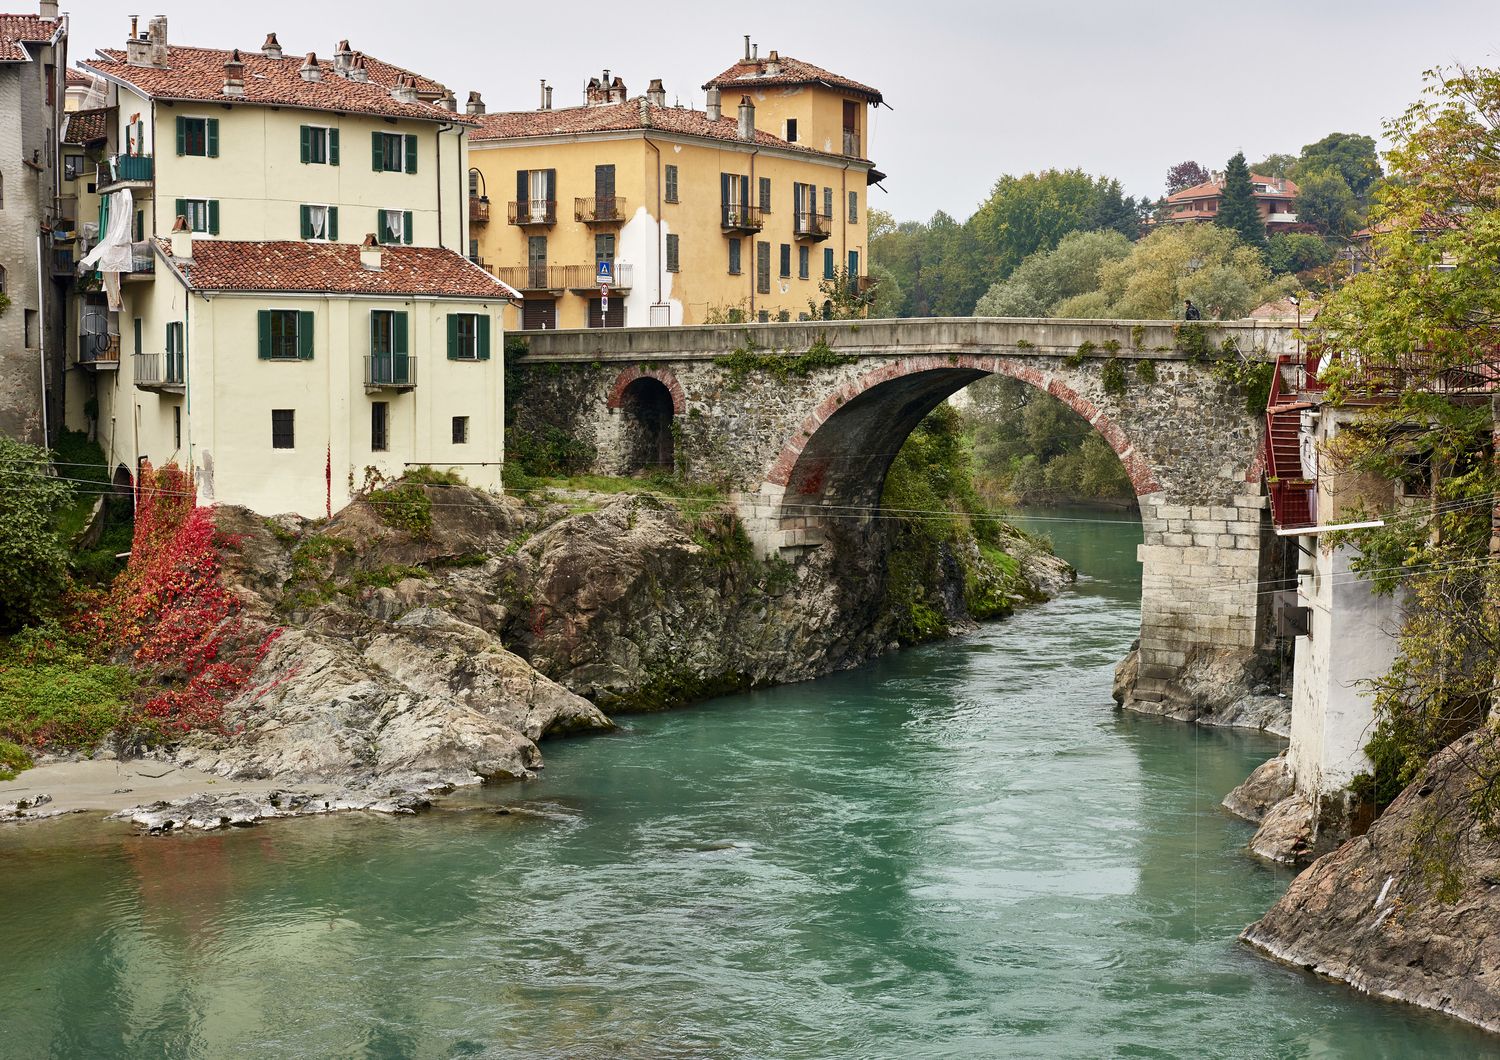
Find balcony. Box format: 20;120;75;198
575;196;627;225
794;209;833;242
365;355;417;390
469;195;490;225
507;199;557;227
1265;211;1300;226
721;204;764;234
495;265;565;294
134;351;185;392
97;153;154;193
842;129;861;157
77;333;120;370
566;263;633;293
124;240;156;280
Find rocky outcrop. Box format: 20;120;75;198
1243;732;1500;1033
111;789;433;833
1114;646;1290;734
1223;751;1295;823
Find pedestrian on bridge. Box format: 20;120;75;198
1184;299;1202;320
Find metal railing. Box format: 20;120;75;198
495;265;563;291
720;204;765;233
469;196;490;224
78;333;120;367
98;153;154;188
507;199;557;226
364;355;417;389
842;129;860;157
794;209;833;240
134;351;185;389
575;196;627;224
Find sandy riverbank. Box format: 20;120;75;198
0;759;310;822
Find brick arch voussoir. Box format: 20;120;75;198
765;353;1163;496
607;366;687;416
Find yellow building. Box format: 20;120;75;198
66;16;517;517
467;44;883;329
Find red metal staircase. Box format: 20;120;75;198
1265;355;1316;529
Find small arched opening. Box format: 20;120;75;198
621;377;675;473
111;463;134;498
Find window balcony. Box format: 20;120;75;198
77;333;120;369
124;240;156;281
495;265;566;294
97;154;154;193
365;355;417;390
469;195;490;225
507;200;557;227
575;196;627;225
794;210;833;242
134;351;185;392
566;263;633;293
842;130;861;157
721;204;764;234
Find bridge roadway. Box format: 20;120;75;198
511;317;1302;708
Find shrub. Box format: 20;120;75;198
0;437;71;631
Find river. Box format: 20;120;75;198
3;511;1496;1058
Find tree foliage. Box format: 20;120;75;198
1293;131;1383;198
974;229;1132;317
1250;152;1298;178
1215;151;1267;251
0;437;71;632
1267;232;1336;276
1295;168;1361;238
1165;160;1210;194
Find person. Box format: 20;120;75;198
1183;299;1202;320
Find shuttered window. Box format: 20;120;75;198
378;209;413;245
174;198;219;234
779;243;791;278
823;187;833;218
665;233;680;273
848;190;858;224
299;204;338;240
756;241;771;294
257;309;314;360
664;164;679;203
299;125;339;165
798;245;810;280
372;132;416;173
446;313;490;360
175;116;218;157
823;247;835;280
728;238;741;276
759;176;772;213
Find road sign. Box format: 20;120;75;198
601;285;609;314
596;260;613;286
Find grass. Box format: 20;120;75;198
523;472;729;520
0;627;136;752
0;738;32;781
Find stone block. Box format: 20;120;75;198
1163;533;1193;547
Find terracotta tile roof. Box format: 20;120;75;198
65;69;92;86
472;97;868;161
81;44;468;125
161;240;520;300
1166;173;1299;203
349;51;444;98
0;15;57;62
63;107;109;145
1250;297;1319;321
703;54;882;104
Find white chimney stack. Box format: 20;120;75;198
261;32;282;59
737;94;755;140
360;234;382;271
348;56;368;83
467;90;486;116
300;52;322;82
706;86;721;122
169;214;192;259
647;78;666;107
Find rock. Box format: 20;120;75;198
1248;791;1319;865
1224;752;1294;823
1243;731;1500;1033
1116;646;1291;735
111;788;434;833
2;792;74;824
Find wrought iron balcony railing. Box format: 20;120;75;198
575;196;627;225
134;351;185;390
721;204;764;234
507;199;557;226
365;355;417;389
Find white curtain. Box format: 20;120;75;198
80;187;133;274
308;205;328;239
383;210;403;243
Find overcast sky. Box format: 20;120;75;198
61;1;1500;221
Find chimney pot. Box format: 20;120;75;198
743;34;751;61
169;214;192;259
348;56;368;83
360;234;382;271
300;53;323;82
544;84;553;109
334;38;352;75
468;90;486;116
706;86;721;122
751;43;758;60
261;32;282;59
737;94;754;140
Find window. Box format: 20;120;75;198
371;402;389;452
446;312;490;360
759;176;772;213
300;204;339;240
371;311;395;356
720;172;751;226
271;409;295;449
516;169;557;221
63;154;82;181
257;309;313;360
378;208;413;245
595;233;615;267
665;233;680;273
165;322;185;382
848;190;858;224
369;310;409;384
823;247;835;280
758;310;769;323
664;164;679;203
134;210;144;241
728;238;741;275
175;116;219;157
373;131;417;173
823;187;833;218
300;125;339;165
779;243;791;278
174;198;219;234
798;245;809;280
452;416;469;445
756;241;770;295
173;406;181;450
133;317;141;355
786;118;798;143
848;250;860;283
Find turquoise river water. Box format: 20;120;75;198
3;512;1498;1058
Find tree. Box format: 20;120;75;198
1250;152;1298;178
1165;160;1210;195
1294;132;1382;198
1214;151;1267;251
807;267;876;319
974;229;1132;317
967;169;1117;284
1091;223;1287;319
1267;232;1335;275
0;438;71;632
1295;168;1361;238
1089;178;1141;240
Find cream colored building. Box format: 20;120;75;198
66;16;517;516
467;43;883;329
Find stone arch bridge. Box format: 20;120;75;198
509;318;1299;705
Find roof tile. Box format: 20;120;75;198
63;107;108;145
703;54;881;103
0;14;57;62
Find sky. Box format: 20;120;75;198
58;0;1500;222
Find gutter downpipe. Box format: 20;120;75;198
748;145;759;319
36;233;49;445
643;135;664;308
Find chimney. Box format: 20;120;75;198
38;0;57;18
360;234;382;271
610;76;626;104
439;89;457;112
639;96;651;128
125;14;150;65
706;86;721;122
751;43;758;60
585;75;607;106
743;34;751;61
300;52;322;82
390;74;419;104
169;214;192;260
147;15;168;68
261;32;282;59
467;90;486;116
334;39;353;75
646;78;665;107
347;55;368;83
766;50;780;75
544;84;553;109
737;94;754;140
222;48;245;97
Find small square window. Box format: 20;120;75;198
452;416;469;445
271;409;295;449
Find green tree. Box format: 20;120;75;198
974;229;1132;317
967;169;1120;284
1294;132;1382;198
0;437;72;631
1267;232;1336;275
1214;151;1267;251
1088;223;1288;319
1250;152;1298;178
1295;168;1361;238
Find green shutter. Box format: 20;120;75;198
297;311;314;360
477;314;491;360
404;134;417;174
206;118;219;158
257;310;271;359
175;115;186;155
174;198;186;227
299;205;312;239
133;210;143;242
329;128;339;166
300;125;310;164
393;311;409;380
446;313;459;360
328;206;338;241
403;211;413;245
372;131;383;171
207;200;220;235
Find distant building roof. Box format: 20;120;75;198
81;43;466;125
471;96;869;162
160;240;519;300
1167;173;1298;204
62;107;109;145
0;14;58;62
703;53;882;104
1250;297;1319;321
